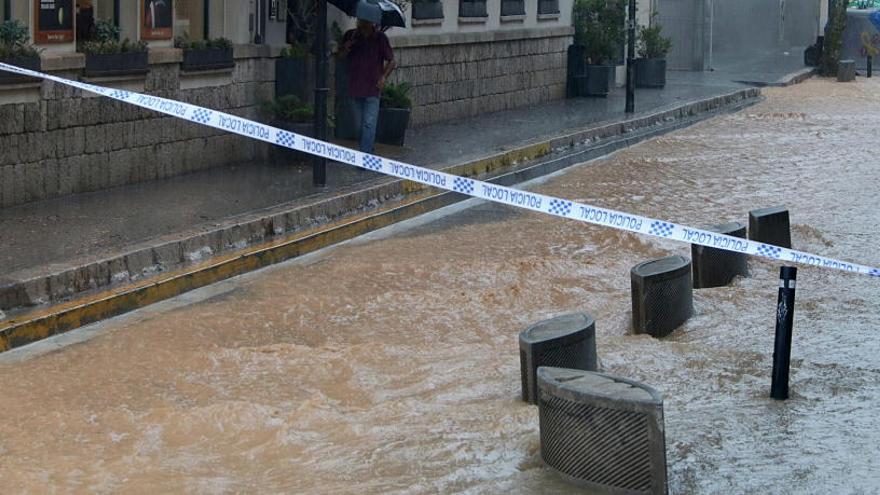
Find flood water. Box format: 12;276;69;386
2;78;879;494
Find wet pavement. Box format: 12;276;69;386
0;70;754;278
1;77;878;493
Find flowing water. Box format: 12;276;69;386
1;78;879;494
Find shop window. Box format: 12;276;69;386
76;0;96;43
175;0;205;39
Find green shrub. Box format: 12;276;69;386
81;37;147;54
94;19;120;43
262;95;315;122
572;0;626;65
175;35;233;50
80;19;149;54
280;42;308;59
380;82;412;109
0;19;41;59
637;12;672;59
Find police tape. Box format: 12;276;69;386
2;61;878;278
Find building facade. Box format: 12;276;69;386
1;1;672;208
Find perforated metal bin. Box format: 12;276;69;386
631;256;693;338
538;367;667;495
691;222;749;289
519;313;598;404
749;206;791;249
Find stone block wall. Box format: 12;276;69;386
389;27;573;126
0;53;275;208
0;28;573;207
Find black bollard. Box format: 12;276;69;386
771;266;797;400
869;56;873;78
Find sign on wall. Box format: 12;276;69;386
142;0;174;40
842;9;880;69
34;0;74;43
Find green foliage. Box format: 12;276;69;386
175;35;233;50
821;0;849;76
637;12;672;59
0;19;40;59
94;19;120;43
849;0;880;8
280;42;308;59
0;19;29;47
262;95;315;122
81;37;147;55
380;82;412;109
572;0;626;65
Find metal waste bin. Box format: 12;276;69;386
538;367;668;494
519;313;597;404
631;256;693;338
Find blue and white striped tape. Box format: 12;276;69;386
2;61;878;277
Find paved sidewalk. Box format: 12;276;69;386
0;65;803;318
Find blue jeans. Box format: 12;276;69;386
353;96;380;154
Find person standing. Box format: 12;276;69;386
339;20;396;154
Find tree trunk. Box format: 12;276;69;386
820;0;848;77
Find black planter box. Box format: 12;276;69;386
275;56;314;101
272;119;314;164
581;64;613;97
84;51;148;77
635;58;667;88
0;56;42;84
459;0;487;17
566;45;586;98
334;58;360;140
413;0;444;19
181;48;234;71
376;107;410;146
501;0;525;16
538;0;559;14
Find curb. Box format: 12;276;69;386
0;87;762;352
734;67;817;88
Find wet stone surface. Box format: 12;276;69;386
0;78;879;493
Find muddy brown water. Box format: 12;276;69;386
2;78;879;494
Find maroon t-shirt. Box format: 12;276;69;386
344;30;394;98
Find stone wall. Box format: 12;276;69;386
0;28;573;208
390;27;573;126
0;49;275;208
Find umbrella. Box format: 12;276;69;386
327;0;406;28
357;0;406;28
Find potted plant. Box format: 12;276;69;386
572;0;625;97
81;20;148;77
278;0;317;101
262;94;315;163
176;36;234;71
635;12;672;88
376;82;412;146
276;42;315;103
0;19;42;84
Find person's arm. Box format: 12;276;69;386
378;59;396;90
377;36;396;90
